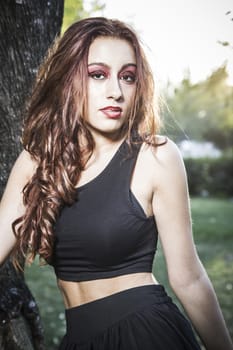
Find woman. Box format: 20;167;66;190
0;17;232;350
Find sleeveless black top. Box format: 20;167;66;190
52;139;158;281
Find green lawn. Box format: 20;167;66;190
25;197;233;349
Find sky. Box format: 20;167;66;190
92;0;233;87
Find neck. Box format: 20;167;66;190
94;135;126;157
78;128;127;162
89;127;126;151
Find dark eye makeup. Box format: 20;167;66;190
119;71;136;83
87;64;137;83
88;70;108;80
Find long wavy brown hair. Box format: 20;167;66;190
11;17;162;269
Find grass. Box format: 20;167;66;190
25;197;233;349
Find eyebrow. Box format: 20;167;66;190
88;62;137;70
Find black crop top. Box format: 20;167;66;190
52;139;158;281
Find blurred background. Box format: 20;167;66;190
0;1;232;349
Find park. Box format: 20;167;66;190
0;1;232;349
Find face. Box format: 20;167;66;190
86;36;137;137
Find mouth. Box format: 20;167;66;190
100;106;122;119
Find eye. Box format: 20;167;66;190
119;72;136;84
88;70;107;80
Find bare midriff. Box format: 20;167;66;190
57;272;159;309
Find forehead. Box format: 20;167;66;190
88;36;136;65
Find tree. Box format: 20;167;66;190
163;64;233;151
62;0;105;32
164;9;233;152
0;1;64;349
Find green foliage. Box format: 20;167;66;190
25;261;65;349
184;156;233;197
62;0;105;32
163;64;233;150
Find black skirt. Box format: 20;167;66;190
59;284;201;349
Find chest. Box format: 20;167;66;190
53;141;157;266
54;183;155;265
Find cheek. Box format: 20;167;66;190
124;86;136;104
88;81;104;101
87;85;100;110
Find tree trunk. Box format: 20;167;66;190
0;1;64;349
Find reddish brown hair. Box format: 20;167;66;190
11;17;162;269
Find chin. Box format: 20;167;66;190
88;121;126;136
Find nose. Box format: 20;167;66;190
106;76;123;101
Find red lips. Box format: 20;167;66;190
100;106;122;119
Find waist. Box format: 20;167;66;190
64;284;171;345
57;272;158;309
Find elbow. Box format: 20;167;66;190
168;255;208;292
169;268;208;293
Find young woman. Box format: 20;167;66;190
0;17;232;350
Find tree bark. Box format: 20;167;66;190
0;1;64;349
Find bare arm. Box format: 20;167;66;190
151;138;233;350
0;150;37;265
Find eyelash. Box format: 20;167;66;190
88;71;136;84
120;73;136;83
88;71;106;80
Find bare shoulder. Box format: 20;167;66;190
16;149;37;169
143;136;183;166
9;149;38;185
142;136;186;191
0;149;37;236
